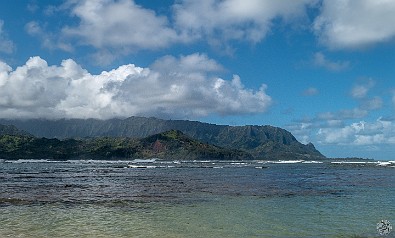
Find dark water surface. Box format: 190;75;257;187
0;159;394;237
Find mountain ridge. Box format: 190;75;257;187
0;116;325;160
0;124;32;137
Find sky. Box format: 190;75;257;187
1;0;395;160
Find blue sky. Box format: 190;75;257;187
1;0;395;160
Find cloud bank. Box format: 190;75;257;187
173;0;313;44
314;0;395;49
0;54;272;119
288;76;388;147
317;119;395;145
23;0;395;63
27;0;316;59
290;117;395;148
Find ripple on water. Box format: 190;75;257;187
0;160;394;237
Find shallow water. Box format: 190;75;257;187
0;159;394;237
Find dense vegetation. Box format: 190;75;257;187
0;129;252;160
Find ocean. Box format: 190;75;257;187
0;159;394;237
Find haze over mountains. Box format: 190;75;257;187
0;117;325;160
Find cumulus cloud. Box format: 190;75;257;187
314;0;395;49
317;118;395;145
0;20;15;54
61;0;180;51
0;54;272;119
313;52;349;71
174;0;314;45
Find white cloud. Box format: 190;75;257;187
286;122;314;144
0;20;15;54
350;79;375;99
351;85;369;99
313;52;349;71
27;2;39;13
25;21;41;35
151;53;224;73
314;0;395;49
0;54;272;119
317;108;368;120
292;78;383;145
317;123;357;144
174;0;314;45
317;118;395;145
25;21;73;52
24;0;321;61
292;84;384;147
36;0;316;58
360;96;383;110
62;0;180;51
349;79;382;110
303;87;319;96
339;108;369;119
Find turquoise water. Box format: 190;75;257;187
0;160;394;237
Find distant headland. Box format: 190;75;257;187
1;116;327;160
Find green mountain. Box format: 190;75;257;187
0;134;81;160
0;117;325;160
0;124;31;136
0;130;251;160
